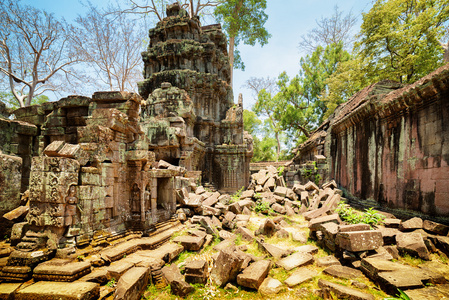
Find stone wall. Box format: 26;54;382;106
292;64;449;219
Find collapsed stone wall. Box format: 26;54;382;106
292;64;449;219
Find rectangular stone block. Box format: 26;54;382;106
336;230;383;252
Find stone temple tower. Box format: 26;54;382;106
138;3;253;193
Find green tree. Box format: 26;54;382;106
243;109;277;162
253;88;283;161
298;41;350;124
214;0;271;85
356;0;449;83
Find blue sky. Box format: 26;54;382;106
21;0;374;108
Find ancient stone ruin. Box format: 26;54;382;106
288;65;449;221
0;2;251;284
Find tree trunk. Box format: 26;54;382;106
228;36;235;87
275;131;280;162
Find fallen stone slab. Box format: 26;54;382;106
423;220;449;236
172;235;205;251
284;268;317;288
213;239;236;252
360;257;446;295
276;252;313;271
399;217;423;231
202;192;220;207
240;190;255;199
257;218;277;237
336;230;383;252
199;217;220;237
33;259;91;282
237;260;271;290
210;249;243;287
315;255;341;268
396;232;430;260
323;265;364;280
406;285;449;300
219;230;236;241
235;227;255;242
291;231;308;243
274;186;288;198
258;242;291;259
258;277;283;296
292;244;319;255
308;214;341;231
15;281;100;300
78;269;108;285
0;282;22;299
114;267;149;300
304;181;319;192
171;279;194;297
339;224;371;232
384;218;401;228
318;279;374;300
185;260;208;285
161;264;183;285
105;260;134;281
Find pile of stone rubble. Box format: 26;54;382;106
162;166;449;299
3;165;449;299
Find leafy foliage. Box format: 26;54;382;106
356;0;449;83
335;202;385;227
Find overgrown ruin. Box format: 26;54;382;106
0;2;449;300
0;3;251;283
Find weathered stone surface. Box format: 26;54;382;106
423;220;449;235
33;259;91;282
323;265;363;280
276;252;314;271
406;286;449;300
185;260;208;285
210;249;243;287
273;186;288;198
315;255;341;268
171;279;194;297
259;242;291;259
172;235;205;251
399;217;423;231
15;281;99;300
105;260;134;281
0;282;22;299
318;279;374;300
336;230;383;252
284;268;317;288
292;231;308;243
240;190;255;199
292;244;319;255
308;214;341;231
237;260;271;290
213;239;236;252
161;264;183;284
219;230;236;241
235;227;255;242
384;218;401;228
258;277;283;296
113;267;149;300
258;218;277;237
396;232;430;260
79;269;108;284
339;224;371;232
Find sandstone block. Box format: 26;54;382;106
172;235;205;251
323;265;363;280
237;260;271;290
185;260;208;285
336;230;383;252
399;217;423;231
276;252;314;271
318;279;374;300
284;268;317;288
423;220;449;235
15;281;99;300
210;249;243;287
113;267;149;300
396;232;430;260
258;277;283;296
